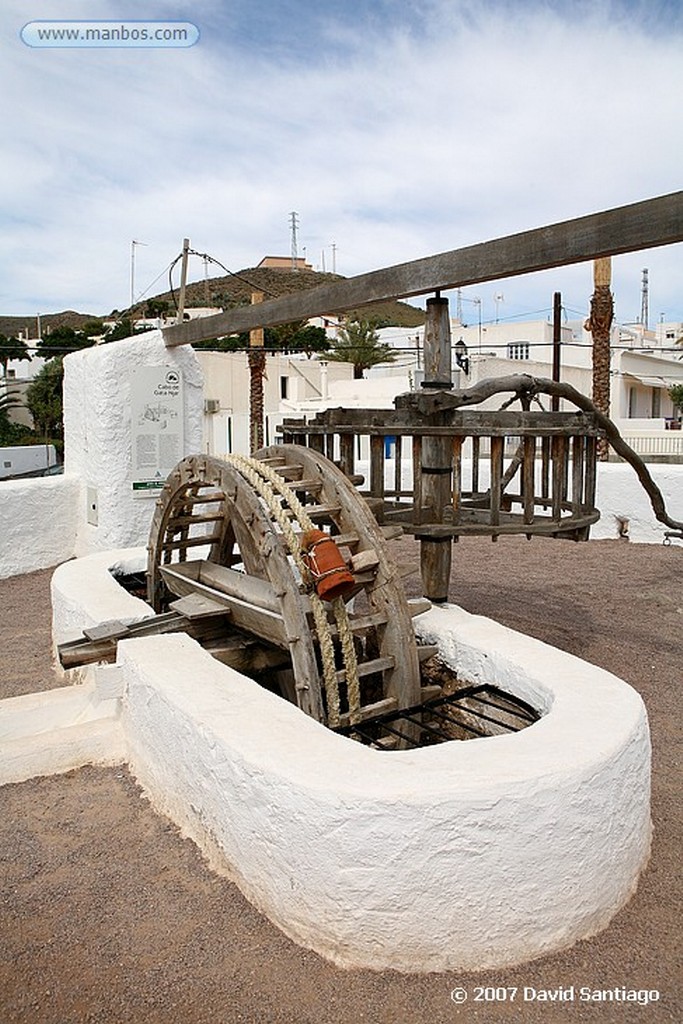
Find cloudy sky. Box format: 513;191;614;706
2;0;682;328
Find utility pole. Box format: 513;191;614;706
177;237;190;322
203;254;210;306
130;239;147;310
640;268;649;329
331;242;337;274
290;211;299;272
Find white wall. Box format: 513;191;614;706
594;462;683;542
63;330;204;555
117;610;649;973
0;475;79;579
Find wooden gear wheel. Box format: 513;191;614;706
147;445;428;728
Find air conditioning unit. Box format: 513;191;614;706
204;399;220;414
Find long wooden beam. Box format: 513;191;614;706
163;192;683;348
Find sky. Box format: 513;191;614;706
1;0;682;329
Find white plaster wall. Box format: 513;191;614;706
593;462;683;542
0;475;80;579
119;617;650;973
51;547;151;646
0;678;124;785
63;331;204;556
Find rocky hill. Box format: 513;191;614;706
131;265;426;329
1;267;425;339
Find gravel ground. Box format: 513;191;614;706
0;537;681;1024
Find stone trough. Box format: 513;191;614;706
0;548;651;973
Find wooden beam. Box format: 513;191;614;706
163;192;683;347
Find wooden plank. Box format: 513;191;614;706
336;697;398;728
283;410;603;437
490;436;504;527
336;655;395;684
163;193;683;346
169;594;231;620
339;433;355;477
159;561;290;645
82;620;130;642
370;434;384;498
523;436;535;525
452;435;463;524
584;435;598;509
572;435;585;513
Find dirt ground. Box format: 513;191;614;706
0;536;681;1024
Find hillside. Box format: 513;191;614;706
131;265;426;329
0;311;97;341
1;267;425;340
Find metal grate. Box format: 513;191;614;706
336;684;540;749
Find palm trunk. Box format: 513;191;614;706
248;348;266;453
587;258;614;461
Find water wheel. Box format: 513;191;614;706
147;445;427;728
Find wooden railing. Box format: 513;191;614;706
279;409;603;541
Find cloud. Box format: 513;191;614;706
0;0;680;322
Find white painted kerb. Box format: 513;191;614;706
43;548;651;972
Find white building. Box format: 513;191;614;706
197;350;354;455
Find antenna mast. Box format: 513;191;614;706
640;268;649;329
290;211;299;272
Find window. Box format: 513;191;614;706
628;386;636;418
280;376;289;400
651;388;661;418
507;343;530;360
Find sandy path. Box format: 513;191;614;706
0;537;681;1023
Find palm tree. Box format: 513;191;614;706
0;389;22;443
325;319;397;379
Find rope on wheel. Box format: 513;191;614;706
223;454;361;727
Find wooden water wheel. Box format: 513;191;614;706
146;445;430;728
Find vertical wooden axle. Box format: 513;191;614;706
420;295;453;602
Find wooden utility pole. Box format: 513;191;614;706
586;258;613;460
177;238;190;322
248;291;266;453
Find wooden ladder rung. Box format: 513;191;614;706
285;477;323;493
336;655;394;683
162;534;222;550
328;611;388;636
185;492;225;504
417;644;440;662
167;513;225;527
336;696;397;727
284;503;342;521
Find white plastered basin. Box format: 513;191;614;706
45;549;652;973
